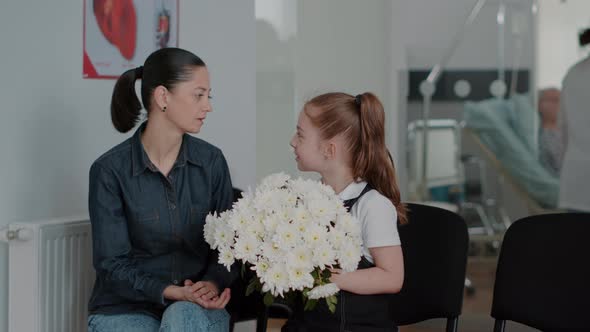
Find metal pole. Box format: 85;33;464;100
418;0;488;200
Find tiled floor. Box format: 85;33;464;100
242;256;540;332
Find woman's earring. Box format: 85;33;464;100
162;106;167;112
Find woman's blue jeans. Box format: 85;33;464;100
88;301;229;332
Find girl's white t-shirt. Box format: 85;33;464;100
338;181;401;263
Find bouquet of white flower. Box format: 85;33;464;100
204;172;363;313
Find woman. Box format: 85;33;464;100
87;47;236;331
559;29;590;212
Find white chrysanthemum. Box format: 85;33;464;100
312;243;337;270
213;224;235;250
269;189;297;210
288;266;315;290
262;214;281;234
277;205;295;223
336;213;361;238
253;189;280;213
260;172;290;190
261;241;283;263
203;213;217;247
261;263;289;296
338;241;362;272
218;246;235;271
284;192;298;208
273;222;299;249
203;172;363;300
306;197;337;226
234;235;261;263
288;177;317;197
251;258;271;278
335;203;349;216
227;211;251;233
292;218;310;235
288;247;314;270
317;182;336;196
327;227;345;248
292;207;312;225
305;225;327;248
242;213;265;237
308;283;340;299
232;191;253;210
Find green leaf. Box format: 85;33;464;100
311;269;319;280
322;269;331;280
304;298;318;311
327;300;336;313
263;292;274;306
326;295;337;305
245;277;260;296
245;282;256;296
325;295;338;314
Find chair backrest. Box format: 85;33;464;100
390;203;469;325
491;213;590;330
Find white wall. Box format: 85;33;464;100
182;1;256;189
536;0;590;88
0;1;255;330
405;0;536;70
255;0;299;181
255;0;408;184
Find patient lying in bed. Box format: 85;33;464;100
463;93;560;208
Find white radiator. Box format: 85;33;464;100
4;217;94;332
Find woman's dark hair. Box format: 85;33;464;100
110;47;206;133
579;28;590;47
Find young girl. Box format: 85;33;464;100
286;92;406;332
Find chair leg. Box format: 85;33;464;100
446;317;458;332
494;320;506;332
256;305;269;332
465;277;476;296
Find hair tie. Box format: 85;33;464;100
135;66;143;77
354;94;362;106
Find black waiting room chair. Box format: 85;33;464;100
390;203;469;332
491;213;590;331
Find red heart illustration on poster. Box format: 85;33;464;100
93;0;137;60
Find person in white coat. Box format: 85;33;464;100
558;29;590;212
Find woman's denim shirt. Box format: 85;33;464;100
88;122;236;317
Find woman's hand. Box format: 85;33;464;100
162;284;199;302
185;280;219;301
184;280;232;309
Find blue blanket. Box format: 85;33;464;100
463;95;558;208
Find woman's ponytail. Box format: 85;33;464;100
110;67;143;133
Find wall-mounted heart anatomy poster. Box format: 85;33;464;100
83;0;179;79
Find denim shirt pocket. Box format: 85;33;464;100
132;207;160;223
127;206;162;252
188;204;209;225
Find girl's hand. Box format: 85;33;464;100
329;268;343;285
